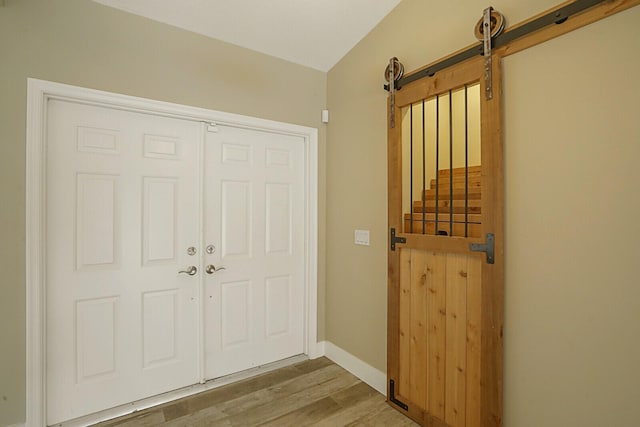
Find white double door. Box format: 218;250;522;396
46;99;305;424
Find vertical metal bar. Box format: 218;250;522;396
422;99;426;234
409;104;414;233
465;85;469;238
449;90;453;237
435;96;440;235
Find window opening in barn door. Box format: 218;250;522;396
401;84;481;238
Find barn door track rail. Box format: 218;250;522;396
384;0;612;93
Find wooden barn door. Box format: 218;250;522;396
387;56;503;427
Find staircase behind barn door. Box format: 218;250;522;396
386;55;504;427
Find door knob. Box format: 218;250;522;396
205;265;226;274
178;266;198;276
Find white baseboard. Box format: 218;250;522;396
308;340;325;359
307;340;326;359
321;341;386;396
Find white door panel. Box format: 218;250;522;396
46;100;201;424
204;126;305;379
46;100;307;423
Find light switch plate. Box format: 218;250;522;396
354;229;370;246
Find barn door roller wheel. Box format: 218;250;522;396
474;8;506;40
384;57;404;83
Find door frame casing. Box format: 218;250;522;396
25;78;320;427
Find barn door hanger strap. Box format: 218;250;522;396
385;57;404;128
475;6;506;100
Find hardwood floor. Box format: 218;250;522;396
93;357;418;426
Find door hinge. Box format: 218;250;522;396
390;228;406;251
469;232;495;264
389;379;408;411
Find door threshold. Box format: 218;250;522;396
55;354;308;427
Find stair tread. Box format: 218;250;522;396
413;199;482;206
430;175;482;186
423;189;482;200
429;181;481;190
413;206;481;214
436;165;482;177
404;213;482;223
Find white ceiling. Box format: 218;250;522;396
93;0;402;72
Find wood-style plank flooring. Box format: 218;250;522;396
94;357;418;426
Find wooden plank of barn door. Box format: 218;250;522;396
427;252;446;419
409;249;429;409
466;255;482;427
480;57;504;427
445;253;468;427
387;85;403;401
398;248;411;398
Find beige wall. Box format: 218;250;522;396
327;0;640;425
0;0;326;425
503;9;640;426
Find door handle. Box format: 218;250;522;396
205;264;226;274
178;266;198;276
